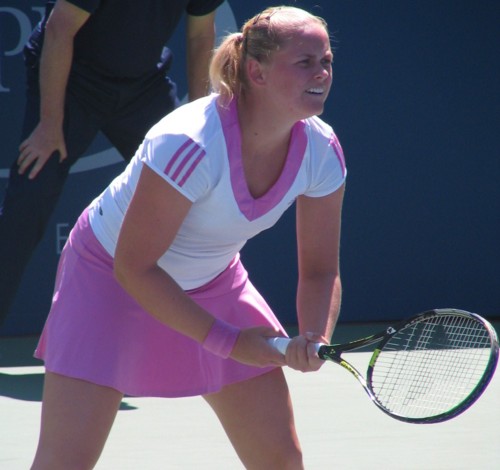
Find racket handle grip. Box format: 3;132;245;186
267;337;322;354
267;337;291;354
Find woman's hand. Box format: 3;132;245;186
229;326;287;368
281;332;327;373
230;329;327;372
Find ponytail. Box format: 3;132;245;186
209;33;246;106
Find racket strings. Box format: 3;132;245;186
370;315;494;419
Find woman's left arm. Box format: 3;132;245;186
285;184;345;371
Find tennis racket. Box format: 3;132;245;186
269;308;498;424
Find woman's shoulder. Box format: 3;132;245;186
303;114;335;140
302;115;345;171
145;94;222;145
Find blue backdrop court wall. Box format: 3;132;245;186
0;1;498;336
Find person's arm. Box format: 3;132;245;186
114;164;285;366
114;165;213;342
285;184;345;371
17;0;90;179
185;11;217;101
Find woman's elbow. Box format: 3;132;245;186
113;255;134;290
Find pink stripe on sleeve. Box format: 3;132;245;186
163;138;206;187
171;145;200;181
178;150;206;187
164;139;193;175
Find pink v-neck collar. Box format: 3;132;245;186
217;98;307;221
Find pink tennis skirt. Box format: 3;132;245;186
35;210;286;397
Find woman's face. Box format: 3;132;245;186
262;22;333;121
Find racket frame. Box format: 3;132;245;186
317;308;499;423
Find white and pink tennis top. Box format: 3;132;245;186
89;94;346;290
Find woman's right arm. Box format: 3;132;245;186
114;164;284;366
114;164;214;343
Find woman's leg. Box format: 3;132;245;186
31;372;123;470
203;368;303;469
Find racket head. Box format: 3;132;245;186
366;309;499;424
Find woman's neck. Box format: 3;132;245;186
236;93;295;155
236;94;296;198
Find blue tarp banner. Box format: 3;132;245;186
1;1;498;335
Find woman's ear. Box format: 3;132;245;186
245;58;268;86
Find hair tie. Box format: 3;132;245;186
235;32;244;45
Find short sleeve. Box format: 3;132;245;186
303;120;347;198
139;134;211;202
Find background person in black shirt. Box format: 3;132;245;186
0;0;224;326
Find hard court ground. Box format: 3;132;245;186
1;322;499;469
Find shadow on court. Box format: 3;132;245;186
0;371;44;401
0;335;137;409
0;371;137;410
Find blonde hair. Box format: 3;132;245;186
210;6;328;106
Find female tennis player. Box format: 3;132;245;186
32;6;346;469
